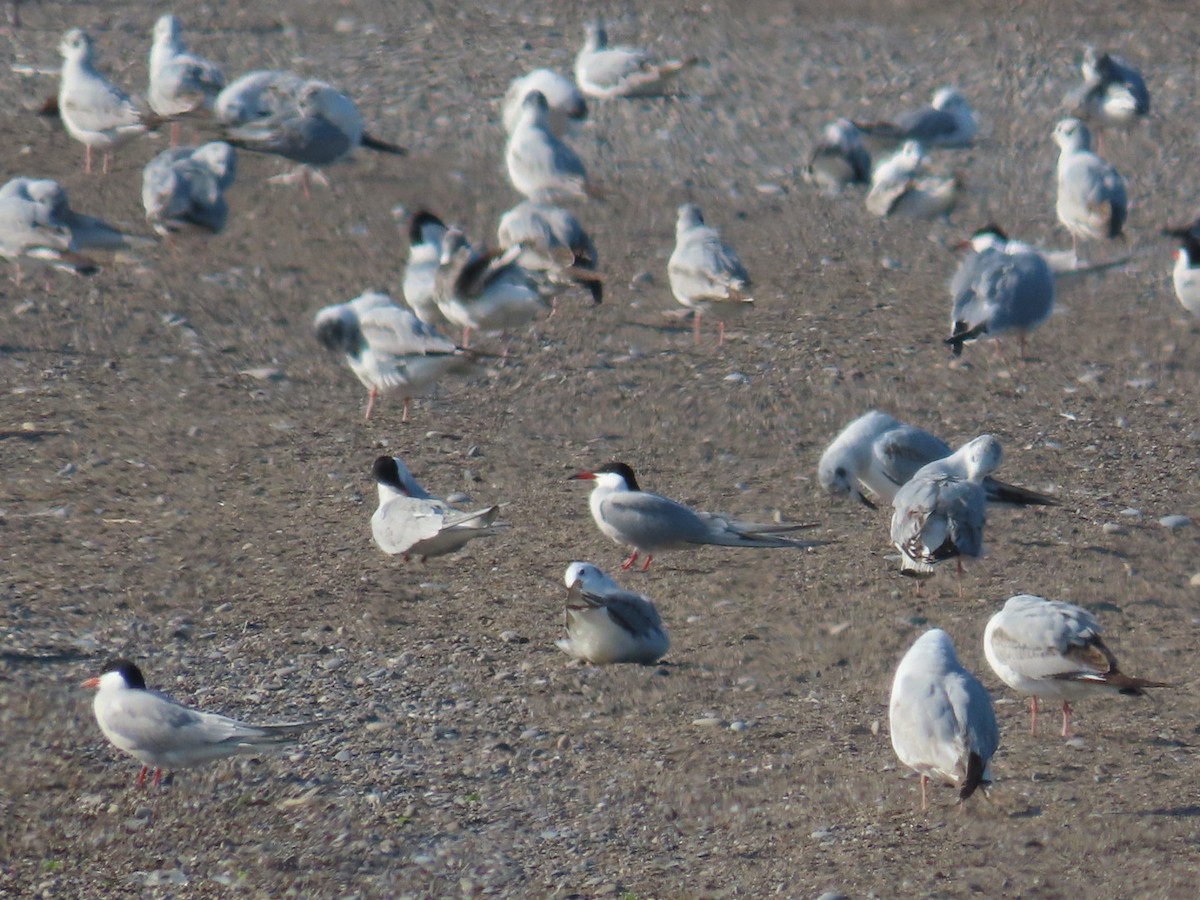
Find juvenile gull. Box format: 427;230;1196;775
889;628;998;811
667;203;752;345
501;68;587;138
557;562;669;665
148;14;225;144
497;200;603;304
370;455;504;562
505;91;597;203
984;594;1169;737
819;410;1058;509
58;28;147;174
313;290;483;422
574;21;697;99
570;461;823;572
1052;118;1126;262
83;659;311;788
142;142;237;238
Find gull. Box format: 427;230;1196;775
870;140;926;188
945;224;1056;358
58;28;147;174
0;190;97;285
889;628;998;811
497;200;603;304
574;20;698;99
856;87;978;149
83;659;311;787
142;141;237;238
1162;222;1200;318
668;203;752;345
370;455;505;562
148;14;225;145
890;435;999;590
866;141;962;219
502;68;587;138
1053;118;1126;262
984;594;1170;737
557;562;670;665
313;290;483;422
802;118;872;194
1065;46;1150;142
402;210;453;329
569;461;824;571
818;410;1059;510
505;91;598;204
1;176;155;256
433;225;556;348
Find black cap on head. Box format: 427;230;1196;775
372;455;405;492
592;461;640;491
409;210;445;246
106;659;146;689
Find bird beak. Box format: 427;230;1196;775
569;471;596;481
81;676;100;689
857;493;877;510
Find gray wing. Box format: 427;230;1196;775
894;107;959;143
599;491;710;545
874;425;952;488
153;56;225;114
228;114;352;165
579;47;647;91
115;690;295;754
945;670;998;766
989;598;1105;680
1061;156;1127;237
510;128;588;183
670;229;751;300
61;69;142;132
372;496;448;554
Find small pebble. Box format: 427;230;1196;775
1159;515;1191;530
1119;508;1142;518
729;720;749;732
692;716;724;727
499;631;527;644
1101;522;1124;535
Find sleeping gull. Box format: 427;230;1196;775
505;91;598;203
497;200;603;304
1052;118;1126;263
1;177;155;256
984;594;1169;737
313;290;483;422
574;21;697;99
0;190;97;284
866;141;962;220
142;142;237;238
370;455;505;562
803;118;872;194
668;203;752;346
557;562;670;665
501;68;587;138
819;410;1059;509
58;28;147;174
856;87;977;149
889;628;998;811
1065;46;1149;144
148;14;225;145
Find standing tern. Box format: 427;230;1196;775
313;291;484;422
1065;46;1149;141
1052;118;1126;263
502;68;587;138
402;210;453;329
505;91;598;204
946;224;1056;358
803;118;872;194
83;659;311;787
819;410;1059;510
890;436;999;590
984;594;1169;737
370;456;505;562
570;462;823;571
148;14;225;145
1162;223;1200;318
889;628;998;811
855;87;977;149
58;28;147;174
497;200;603;304
142;141;237;238
574;21;697;99
667;203;752;346
557;562;670;665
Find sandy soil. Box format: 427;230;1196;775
2;0;1199;896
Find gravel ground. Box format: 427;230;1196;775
2;0;1199;897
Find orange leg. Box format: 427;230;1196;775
1029;696;1039;735
920;774;929;811
136;765;149;787
401;396;412;424
640;553;654;571
692;311;702;345
1060;701;1073;738
717;320;726;346
620;550;639;571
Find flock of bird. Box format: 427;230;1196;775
1;13;1181;811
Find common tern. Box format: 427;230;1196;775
370;456;505;561
984;594;1169;737
1065;46;1149;139
504;91;598;204
557;562;670;665
148;14;225;145
946;224;1056;358
1052;118;1126;262
668;203;752;345
142;142;237;238
818;410;1059;510
402;210;453;329
856;87;977;149
889;628;998;811
497;200;603;304
313;291;483;422
83;659;311;787
570;462;823;571
803;118;872;194
1162;223;1200;318
574;21;697;99
58;28;147;174
501;68;587;138
890;436;998;588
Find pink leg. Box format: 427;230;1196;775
1060;701;1073;738
920;774;929;811
364;386;378;420
956;559;965;599
640;553;654;572
461;327;471;349
717;320;726;346
620;551;639;571
102;151;112;175
84;145;93;174
301;168;311;200
136;765;149;787
153;768;163;786
401;397;412;424
692;311;702;345
169;121;181;147
1029;696;1039;735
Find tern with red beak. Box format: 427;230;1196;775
570;462;824;571
82;659;311;787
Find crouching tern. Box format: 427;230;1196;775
371;456;505;562
557;562;669;665
570;462;825;571
83;659;311;787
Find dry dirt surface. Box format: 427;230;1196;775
2;0;1199;897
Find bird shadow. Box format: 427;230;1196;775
1136;805;1200;818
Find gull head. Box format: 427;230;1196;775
59;28;94;62
932;87;969;112
826;118;863;147
817;455;875;509
962;435;1003;481
584;21;608;51
438;226;470;266
520;89;552;126
153;13;183;46
1052;118;1092;153
676;203;704;232
193;142;237;182
564;561;621;593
